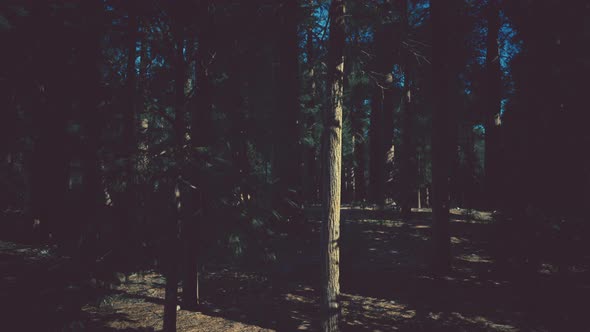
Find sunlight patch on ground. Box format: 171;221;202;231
451;236;467;244
413;225;430;229
450;312;518;332
358;219;405;228
457;253;494;263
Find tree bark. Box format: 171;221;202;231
321;1;345;331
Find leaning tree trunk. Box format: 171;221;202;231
321;1;345;331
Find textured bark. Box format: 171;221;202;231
321;1;345;331
484;0;502;210
430;0;460;273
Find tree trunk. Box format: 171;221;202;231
124;2;138;168
303;17;319;205
430;0;460;273
163;181;182;332
368;1;396;206
275;0;302;218
351;91;366;202
484;0;501;210
399;0;415;219
321;1;345;331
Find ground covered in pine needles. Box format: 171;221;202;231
1;208;589;331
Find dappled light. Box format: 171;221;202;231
1;0;588;331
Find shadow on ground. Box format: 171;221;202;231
1;207;589;331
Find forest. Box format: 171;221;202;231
1;0;589;331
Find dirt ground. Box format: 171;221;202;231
1;208;589;331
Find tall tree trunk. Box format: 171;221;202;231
484;0;501;210
164;5;187;329
124;2;138;173
399;0;415;218
368;2;396;206
304;21;319;205
321;1;345;330
182;1;214;306
275;0;302;218
30;3;71;244
80;0;104;250
430;0;460;273
369;88;384;205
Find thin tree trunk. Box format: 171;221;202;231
163;180;182;332
399;0;415;219
124;2;138;170
321;1;345;331
351;92;366;202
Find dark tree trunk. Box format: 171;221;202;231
30;3;71;245
274;0;302;218
124;2;138;167
304;22;319;205
368;2;396;206
399;0;415;219
430;0;460;273
484;0;502;210
351;91;366;202
79;0;105;248
163;181;182;332
369;88;385;206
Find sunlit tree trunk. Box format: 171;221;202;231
321;1;345;330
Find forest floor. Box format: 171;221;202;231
1;207;589;331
